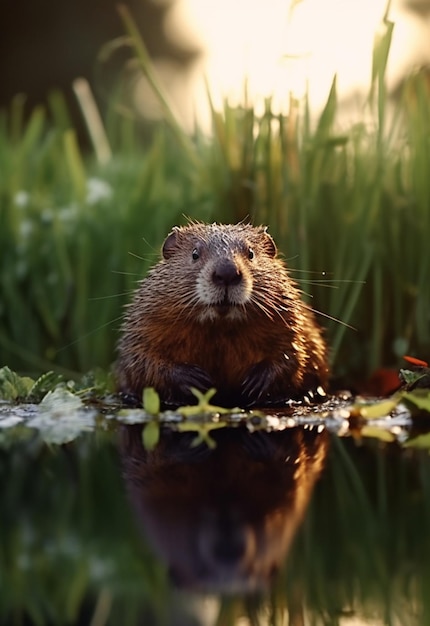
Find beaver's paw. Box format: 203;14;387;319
241;360;278;405
168;364;214;404
118;391;142;407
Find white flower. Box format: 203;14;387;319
86;177;113;205
19;220;33;239
14;190;30;208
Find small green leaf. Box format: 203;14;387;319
142;420;160;450
404;433;430;450
29;387;94;444
0;366;35;400
177;421;225;433
142;387;160;415
190;387;217;404
39;387;84;412
401;391;430;413
178;388;242;416
361;426;395;443
190;431;217;449
360;399;398;420
177;421;226;449
400;368;427;386
28;371;64;399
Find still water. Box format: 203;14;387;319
1;392;430;626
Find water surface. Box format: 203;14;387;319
1;391;429;625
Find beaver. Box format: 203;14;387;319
121;424;329;592
117;222;329;407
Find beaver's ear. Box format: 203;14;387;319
162;227;181;259
260;227;277;258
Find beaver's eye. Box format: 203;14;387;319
192;248;200;261
248;247;254;260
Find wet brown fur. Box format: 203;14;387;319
121;425;329;592
117;222;329;407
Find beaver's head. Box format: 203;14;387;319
161;223;284;323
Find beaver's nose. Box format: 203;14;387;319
212;260;242;287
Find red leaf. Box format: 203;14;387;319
403;355;429;367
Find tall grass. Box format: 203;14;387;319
0;91;209;375
0;7;429;381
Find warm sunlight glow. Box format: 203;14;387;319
163;0;430;127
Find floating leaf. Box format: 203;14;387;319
177;421;226;448
404;433;430;450
27;387;95;444
142;420;160;450
142;387;160;415
401;391;430;413
359;399;398;420
177;421;225;433
190;431;217;449
39;387;84;412
178;388;242;417
361;425;396;443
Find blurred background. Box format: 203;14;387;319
2;0;430;130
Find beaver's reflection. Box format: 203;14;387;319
121;425;328;593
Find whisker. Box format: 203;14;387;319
310;308;356;330
57;315;124;353
298;282;339;290
174;291;202;322
111;270;143;277
250;296;274;320
296;279;366;288
140;236;158;253
127;251;159;262
287;267;331;275
255;291;284;311
299;278;366;283
88;291;135;301
251;293;284;321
